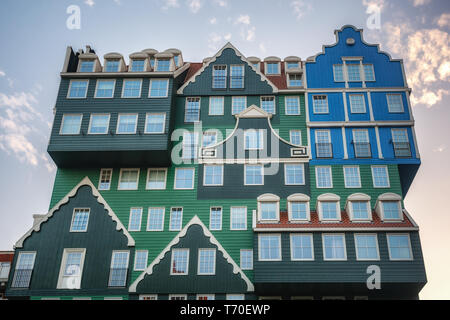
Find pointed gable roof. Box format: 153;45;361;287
237;104;272;119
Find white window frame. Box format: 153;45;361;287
226;294;245;300
244;129;264;150
203;165;224;186
371;165;390;188
146;168;167;190
170;249;189;275
144;112;166;134
108;250;130;287
70;208;90;233
312;95;329;114
287;74;303;88
57;248;86;289
232;96;247;115
212;65;227;89
146;207;165;231
128;207;143;231
386;94;404;113
363;64;376;82
240;249;253;270
208;96;225;116
380;201;403;221
182;131;199;159
174;168;195;190
169;207;183;231
88;113;110;135
67;79;89;99
169;294;188;300
121;79;142;98
184;97;201;123
202;130;218;148
244;164;264;186
315;166;333;188
134;250;149;271
116;113;138;135
230;206;247;230
260;96;276;114
258;201;280;222
387;233;414;261
98;168;113;191
290;233;314;261
288;200;310;222
230;64;245;89
258;234;282;261
318;201;341;222
148;79;169;98
354;234;380;261
349;94;366;114
264;62;280;75
140;294;158;300
322;234;347;261
12;252;36;288
348;200;371;221
60;113;83;135
118;168;140;190
197;248;216;275
94;79;116;99
343;166;361;188
197;294;215;300
333;64;345;82
209;206;223;231
284;96;301;115
284;163;305;186
289;130;302;146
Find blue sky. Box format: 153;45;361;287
0;0;449;299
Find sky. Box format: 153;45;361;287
0;0;449;299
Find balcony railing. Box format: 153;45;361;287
353;142;372;158
315;143;333;158
393;142;412;158
108;268;128;287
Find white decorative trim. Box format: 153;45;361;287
15;177;135;248
254;227;419;232
129;215;254;292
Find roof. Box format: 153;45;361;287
183;62;203;83
0;252;14;263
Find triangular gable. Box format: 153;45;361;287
236;104;272;119
129;215;254;292
177;42;278;94
15;177;135;248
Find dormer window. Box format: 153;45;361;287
287;194;310;222
375;193;403;222
105;60;120;72
287;62;299;69
173;55;180;67
317;193;341;222
287;74;302;87
130;59;145;72
79;60;95;72
346;193;371;222
382;202;401;220
265;62;279;75
257;194;280;222
156;59;170;72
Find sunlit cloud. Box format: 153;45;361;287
235;14;256;42
291;0;313;20
187;0;202;13
410;0;432;6
214;0;227;7
436;13;450;28
0;70;5;77
84;0;95;7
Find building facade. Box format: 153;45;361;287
0;252;13;299
6;25;426;300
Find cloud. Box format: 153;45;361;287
84;0;95;7
224;33;232;41
187;0;202;13
236;14;250;25
209;17;217;25
362;0;386;12
235;14;256;42
259;42;267;54
409;0;432;6
214;0;227;7
436;13;450;28
162;0;179;10
291;0;313;20
0;70;5;77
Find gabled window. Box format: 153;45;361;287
149;79;169;98
244;129;264;150
363;64;375;81
109;251;129;287
146;168;167;190
333;64;344;82
265;62;280;75
343;166;361;188
230;207;247;230
95;80;115;98
203;165;223;186
290;234;314;261
320;201;340;221
382;201;401;220
105;60;120;72
198;249;216;275
60;114;82;135
375;193;403;221
350;201;370;220
315;166;333;188
169;207;183;231
232;96;247;114
134;250;148;271
156;59;170;72
68;80;89;99
170;249;189;275
145;113;165;134
98;168;112;190
387;234;413;260
312;95;328;114
355;234;379;260
346;64;362;81
258;234;281;261
287;74;302;87
353;129;371;158
128;207;143;231
349;94;366;113
285;163;305;185
322;234;346;260
174;168;195;189
116;113;138;134
11;252;36;288
285;96;300;115
182;132;199;159
121;79;142;98
289;202;309;221
130;59;145;72
185;97;201;122
57;249;86;289
202;131;217;147
79;60;95;72
240;249;253;270
209;207;222;230
70;208;90;232
260;96;276;114
118;168;139;190
387;94;404;113
371;166;390;188
88;114;110;134
230;65;245;89
245;164;264;185
212;65;227;89
209;96;224;115
259;202;278;221
147;207;165;231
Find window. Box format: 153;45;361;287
182;132;199;159
57;249;85;289
79;60;94;72
285;96;300;115
320;202;339;220
210;207;222;230
353;129;371;158
349;94;366;113
288;74;302;87
185;97;201;122
333;64;344;82
146;168;167;190
266;62;279;75
174;168;195;189
382;201;401;220
322;234;346;260
170;249;189;275
130;59;145;72
346;64;361;81
99;168;112;190
392;128;411;157
387;94;404;113
169;207;183;231
0;262;10;279
147;207;165;231
371;166;390;188
68;80;89;98
240;250;253;270
260;202;278;220
230;65;244;89
315;130;332;158
312;95;328;114
316;166;332;188
351;201;370;220
355;234;379;260
70;208;90;232
203;165;223;186
232;96;247;114
60;114;82;135
150;58;155;68
245;165;263;185
227;294;245;300
285;163;305;185
244;130;264;150
116;113;138;134
343;166;361;188
290;234;314;260
156;59;170;72
290;130;302;146
198;249;216;275
363;64;375;81
202;131;217;147
197;294;215;300
173;55;180;67
128;208;143;231
140;295;157;300
387;234;413;260
230;207;247;230
209;96;224;115
95;80;115;98
149;79;169;98
109;251;129;287
121;79;142;98
261;96;275;114
88;114;110;134
145;113;165;133
134;250;148;271
105;60;119;72
169;294;187;300
286;61;299;69
118;169;139;190
11;252;36;288
289;202;308;221
258;234;281;261
212;65;227;89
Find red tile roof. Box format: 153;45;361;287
255;210;415;230
183;63;203;84
0;252;14;263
